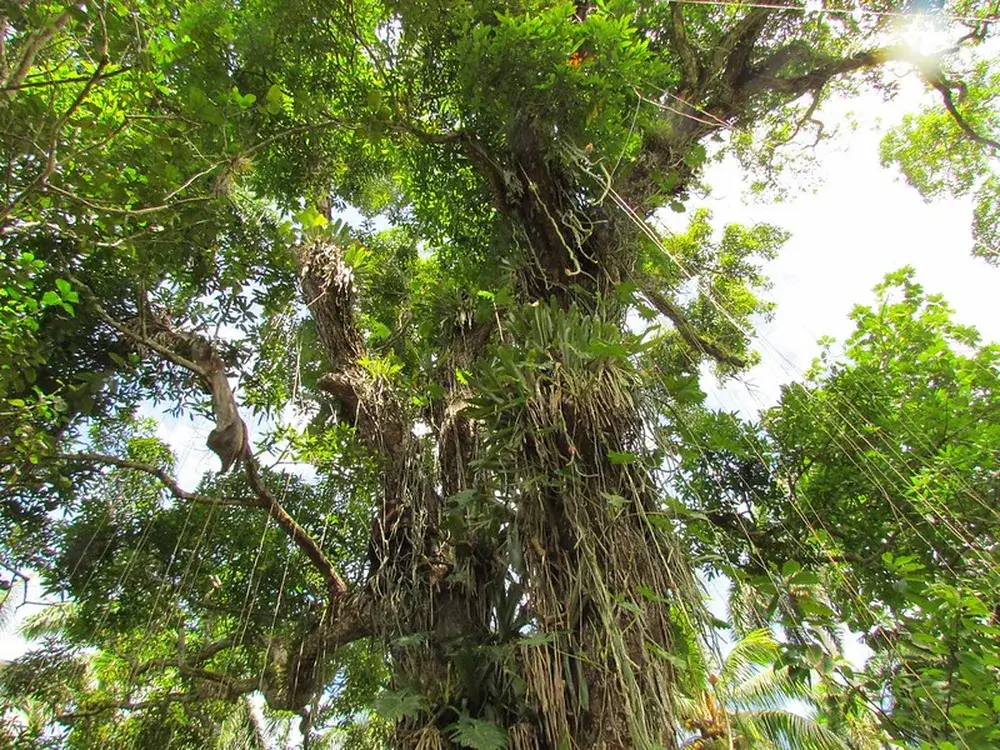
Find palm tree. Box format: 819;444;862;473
677;628;847;750
214;695;274;750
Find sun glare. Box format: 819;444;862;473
898;16;954;56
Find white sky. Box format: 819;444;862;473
694;75;1000;668
699;98;1000;417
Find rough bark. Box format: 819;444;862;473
298;238;500;746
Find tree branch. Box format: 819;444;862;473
0;64;132;92
263;590;373;711
716;7;774;89
0;11;109;225
134;639;237;675
740;45;905;100
928;76;1000;153
57;450;350;597
391;122;465;145
74;286;352;601
56;693;202;724
55;452;243;507
42;184;213;217
774;84;826;147
642;286;747;369
670;1;701;89
244;455;349;599
1;5;77;97
74;281;208;376
299;239;406;452
632;37;993;216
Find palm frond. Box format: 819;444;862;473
216;695;269;750
728;578;772;637
18;695;54;735
727;666;818;712
18;603;75;641
734;709;848;750
673;692;702;722
0;579;26;636
719;628;780;688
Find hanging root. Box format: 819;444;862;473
480;302;706;748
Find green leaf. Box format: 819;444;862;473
788;570;821;587
606;450;638;465
373;690;427;722
393;632;429;647
448;716;508;750
265;84;287;114
781;560;801;579
519;632;556;647
368;320;392;342
295;206;327;229
447;489;479;511
637;585;669;603
599;491;627;512
645;513;674;533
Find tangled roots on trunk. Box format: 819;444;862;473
476;302;705;749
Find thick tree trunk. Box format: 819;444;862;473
387;125;700;747
297;118;703;748
481;308;694;749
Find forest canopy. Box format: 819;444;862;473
1;0;999;748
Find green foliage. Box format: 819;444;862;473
865;561;1000;746
881;60;1000;263
771;268;1000;607
374;689;429;723
448;714;509;750
676;628;847;750
679;269;1000;748
2;0;999;746
642;208;785;375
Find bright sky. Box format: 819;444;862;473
693;71;1000;668
700;96;1000;418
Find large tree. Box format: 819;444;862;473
1;0;998;747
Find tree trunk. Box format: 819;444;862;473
332;118;706;749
